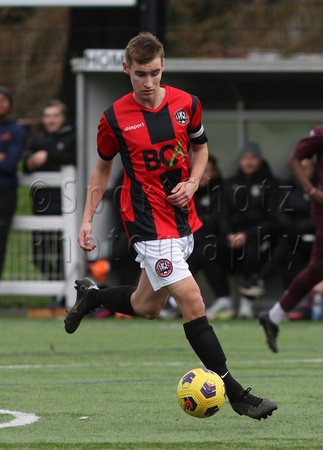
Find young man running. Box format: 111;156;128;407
65;32;277;420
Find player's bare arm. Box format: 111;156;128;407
288;153;323;206
167;142;208;208
78;157;113;251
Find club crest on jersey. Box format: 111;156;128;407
174;109;188;126
155;259;173;277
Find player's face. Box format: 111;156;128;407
123;57;164;107
239;153;262;176
0;93;11;119
42;106;66;134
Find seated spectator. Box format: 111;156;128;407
0;86;26;279
189;155;232;319
259;158;317;290
24;100;76;305
219;142;281;318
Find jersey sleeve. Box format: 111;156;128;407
187;95;208;145
97;112;119;161
294;125;323;160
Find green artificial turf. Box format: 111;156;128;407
0;316;322;449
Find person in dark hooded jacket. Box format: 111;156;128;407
0;86;26;279
219;142;281;318
24;100;76;296
259;158;317;289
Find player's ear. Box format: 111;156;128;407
123;61;130;75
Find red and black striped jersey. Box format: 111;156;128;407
97;84;208;243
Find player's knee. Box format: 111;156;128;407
179;292;205;321
189;300;206;319
141;308;161;320
133;300;163;319
144;312;159;320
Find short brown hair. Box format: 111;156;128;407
43;99;67;117
125;32;164;67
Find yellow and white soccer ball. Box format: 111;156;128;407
177;368;226;418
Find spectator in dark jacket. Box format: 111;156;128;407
0;86;26;278
188;155;232;319
260;158;317;289
220;142;281;318
24;100;76;297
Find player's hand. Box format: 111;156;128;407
227;232;247;248
167;180;197;208
78;221;97;251
310;188;323;207
26;151;48;170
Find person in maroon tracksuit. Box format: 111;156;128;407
259;125;323;352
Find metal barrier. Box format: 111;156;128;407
0;166;79;308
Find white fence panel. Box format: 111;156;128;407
0;166;79;308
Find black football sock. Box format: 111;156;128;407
86;285;137;316
183;316;244;402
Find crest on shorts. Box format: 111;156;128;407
155;259;173;277
174;109;188;126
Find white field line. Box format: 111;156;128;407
0;359;322;370
0;409;39;428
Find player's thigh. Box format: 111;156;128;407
167;275;205;323
132;269;169;318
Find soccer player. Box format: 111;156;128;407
65;32;277;420
259;125;323;353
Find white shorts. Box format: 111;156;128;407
134;235;194;291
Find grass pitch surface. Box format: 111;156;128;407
0;316;322;449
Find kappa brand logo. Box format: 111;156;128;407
155;259;173;278
174;108;188;126
123;122;145;132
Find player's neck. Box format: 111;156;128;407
133;86;166;110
